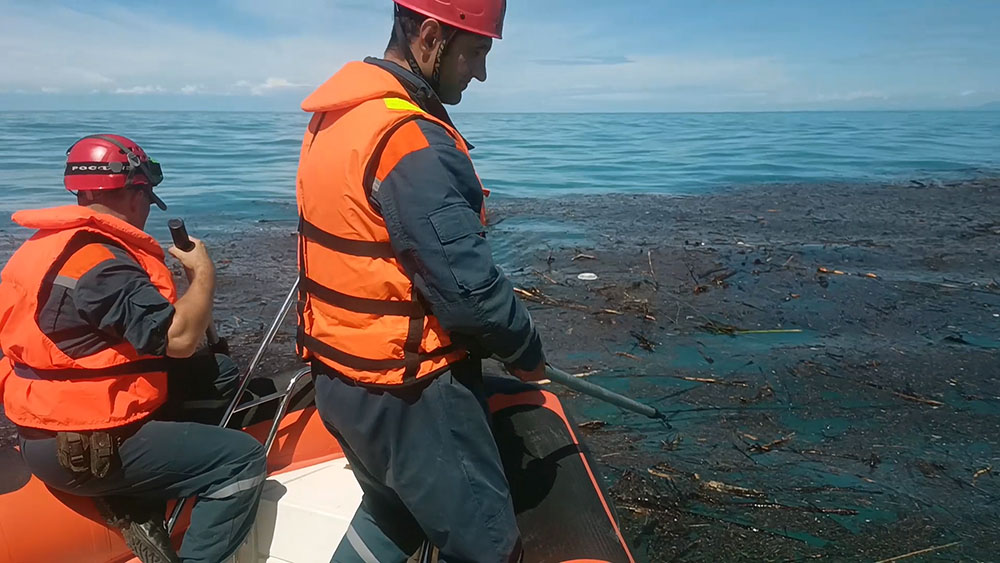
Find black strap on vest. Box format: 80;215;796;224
299;217;395;259
297;328;456;374
297;101;467;381
299;276;423;317
12;357;170;381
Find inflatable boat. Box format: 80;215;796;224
0;285;635;563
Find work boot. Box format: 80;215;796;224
95;496;181;563
120;517;181;563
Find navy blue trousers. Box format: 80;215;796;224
18;353;267;563
313;359;522;563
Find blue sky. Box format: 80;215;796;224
1;0;998;112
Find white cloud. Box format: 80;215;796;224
113;85;165;95
2;0;991;111
0;2;375;98
477;53;790;111
0;0;792;111
246;77;307;96
463;16;795;111
814;90;889;102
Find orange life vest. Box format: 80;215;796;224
0;206;177;431
296;61;482;386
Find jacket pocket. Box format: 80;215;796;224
428;204;496;292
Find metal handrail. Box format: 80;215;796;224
418;541;435;563
218;280;300;429
167;279;300;532
164;277;442;560
261;367;313;454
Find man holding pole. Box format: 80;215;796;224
295;1;547;561
0;134;266;563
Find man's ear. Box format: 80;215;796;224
417;18;444;55
128;188;146;214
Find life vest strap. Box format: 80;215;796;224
301;276;425;317
12;357;169;381
297;328;457;372
403;314;424;381
299;217;395;259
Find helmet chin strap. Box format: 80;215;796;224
394;6;456;94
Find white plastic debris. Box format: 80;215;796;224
577;273;598;281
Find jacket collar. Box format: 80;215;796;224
364;57;475;150
12;205;165;259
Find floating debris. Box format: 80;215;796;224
629;330;658;351
874;541;960;563
894;392;945;407
648;467;677;481
513;286;589;311
595;309;624;316
647;462;687;481
973;466;992;481
698;323;803;336
733;328;803;335
748;434;796;454
577;420;607;431
646;249;658;290
536;369;598;386
818;267;847;275
660;435;682;451
577;272;599;281
670;375;749;387
700;480;766;498
817;266;880;279
733;501;858;516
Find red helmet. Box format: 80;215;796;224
394;0;506;39
64;134;166;210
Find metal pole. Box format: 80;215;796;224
544;365;664;420
418;541;435;563
218;279;299;430
167;279;299;533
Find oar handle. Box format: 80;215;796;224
545;365;664;419
168;218;195;252
166;218;220;347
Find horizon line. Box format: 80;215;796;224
2;108;999;115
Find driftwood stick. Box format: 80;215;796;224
874;542;960;563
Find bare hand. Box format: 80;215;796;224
168;237;214;280
508;359;547;383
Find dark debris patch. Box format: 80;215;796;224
2;179;999;561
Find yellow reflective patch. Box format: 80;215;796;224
383;98;424;113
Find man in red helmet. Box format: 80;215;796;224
296;1;541;561
0;135;266;563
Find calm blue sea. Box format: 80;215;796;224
1;111;998;240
